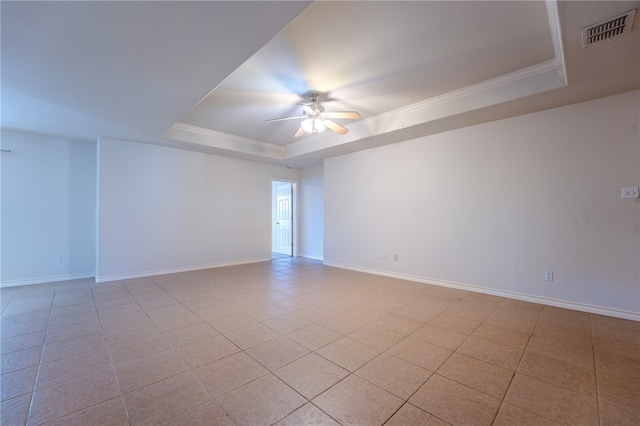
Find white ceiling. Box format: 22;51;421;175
2;1;639;168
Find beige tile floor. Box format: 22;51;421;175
1;257;639;425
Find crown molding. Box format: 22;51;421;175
284;58;567;159
164;122;284;160
546;0;567;84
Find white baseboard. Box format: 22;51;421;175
95;258;271;283
0;273;95;288
299;254;324;261
323;261;640;322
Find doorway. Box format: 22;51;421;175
272;180;295;257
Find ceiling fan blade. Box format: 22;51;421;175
324;119;349;135
264;115;306;123
294;125;306;138
325;111;361;119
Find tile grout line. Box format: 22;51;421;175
103;280;144;426
24;286;54;426
369;292;495;425
490;304;556;426
389;291;503;423
425;294;502;425
154;276;243;426
95;285;130;425
486;298;542;425
0;289;18;316
590;313;603;426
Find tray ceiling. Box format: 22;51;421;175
2;1;639;167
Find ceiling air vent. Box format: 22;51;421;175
582;9;636;47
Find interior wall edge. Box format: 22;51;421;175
323;261;640;322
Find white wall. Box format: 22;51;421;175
1;130;96;286
300;165;324;260
324;91;640;319
96;137;299;281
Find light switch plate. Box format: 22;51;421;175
621;187;639;199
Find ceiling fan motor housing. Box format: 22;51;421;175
306;91;321;102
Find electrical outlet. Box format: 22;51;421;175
621;187;639;199
394;254;399;261
198;249;207;256
58;256;65;264
544;271;554;281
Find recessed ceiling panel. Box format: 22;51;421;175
180;1;554;145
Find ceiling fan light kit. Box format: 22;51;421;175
301;117;327;133
266;91;361;137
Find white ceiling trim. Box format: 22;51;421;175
164;122;284;160
546;0;568;84
283;58;567;160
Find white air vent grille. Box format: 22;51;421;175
582;9;636;47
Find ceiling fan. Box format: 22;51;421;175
265;92;361;137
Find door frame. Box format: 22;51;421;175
271;179;298;257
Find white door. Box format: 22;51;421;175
274;182;293;256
